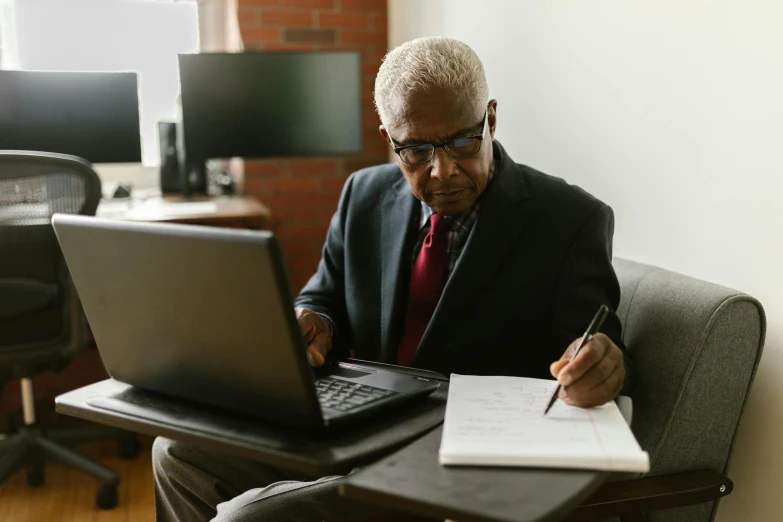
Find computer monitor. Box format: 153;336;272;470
178;51;362;162
0;70;142;164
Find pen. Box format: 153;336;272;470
543;304;609;416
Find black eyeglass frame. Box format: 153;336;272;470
387;110;489;165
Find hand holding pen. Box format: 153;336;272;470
544;305;624;415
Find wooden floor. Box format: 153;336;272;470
0;435;155;522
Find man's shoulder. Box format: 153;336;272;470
342;162;404;208
518;163;606;214
348;162;402;191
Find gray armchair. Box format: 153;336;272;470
0;151;137;510
569;258;765;522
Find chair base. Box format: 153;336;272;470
0;424;137;510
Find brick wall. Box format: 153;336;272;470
237;0;389;293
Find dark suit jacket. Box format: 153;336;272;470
294;141;635;392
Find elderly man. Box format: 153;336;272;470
152;36;635;521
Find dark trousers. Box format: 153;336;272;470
151;436;395;521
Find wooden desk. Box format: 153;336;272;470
96;194;271;230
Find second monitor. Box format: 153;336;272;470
178;51;362;162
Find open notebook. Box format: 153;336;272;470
439;374;649;472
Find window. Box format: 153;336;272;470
0;0;19;69
8;0;199;166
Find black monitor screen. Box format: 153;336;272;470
0;70;141;163
178;51;361;161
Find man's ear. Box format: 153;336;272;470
487;99;498;140
379;125;389;141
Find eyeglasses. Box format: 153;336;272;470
388;110;488;165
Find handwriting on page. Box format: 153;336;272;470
440;374;650;472
447;376;603;446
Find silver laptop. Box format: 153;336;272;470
52;214;439;429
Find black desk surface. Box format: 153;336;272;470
55;378;447;477
340;396;633;522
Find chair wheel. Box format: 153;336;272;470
119;436;139;459
26;465;44;487
96;485;118;510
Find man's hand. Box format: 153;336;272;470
549;333;625;408
295;307;333;367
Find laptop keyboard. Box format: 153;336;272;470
314;377;397;412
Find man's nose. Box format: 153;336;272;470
429;147;458;182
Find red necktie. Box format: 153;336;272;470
396;213;449;366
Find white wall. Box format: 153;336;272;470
390;1;783;520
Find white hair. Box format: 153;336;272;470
374;36;489;127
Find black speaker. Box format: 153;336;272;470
158;121;180;193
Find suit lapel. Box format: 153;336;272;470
379;174;419;363
411;141;531;367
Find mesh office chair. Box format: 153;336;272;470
0;151;137;509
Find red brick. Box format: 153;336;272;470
319;12;368;28
261;10;313;26
358;45;387;63
288;223;330;237
286;28;336;45
272;193;340;209
237;8;258;28
291;210;323;226
345;156;386;173
374;46;388;61
240;0;280;6
290;257;320;274
362;111;381;127
284;0;334;7
269;178;322;192
364;71;379;86
362;62;381;76
280;238;314;256
284;245;319;260
341;0;386;11
289;160;338;177
242;27;283;44
283;256;315;270
363;127;384;144
358;46;374;62
244;161;285;177
342;30;387;45
323;177;348;191
280;240;311;255
243;178;272;193
374;14;388;30
362;138;388;157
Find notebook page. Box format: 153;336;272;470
439;374;649;472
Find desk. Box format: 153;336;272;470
56;375;633;521
340;397;633;522
96;194;271;230
340;426;604;522
55;378;447;477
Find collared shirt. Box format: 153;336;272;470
413;160;495;277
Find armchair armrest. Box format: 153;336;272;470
564;470;733;522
